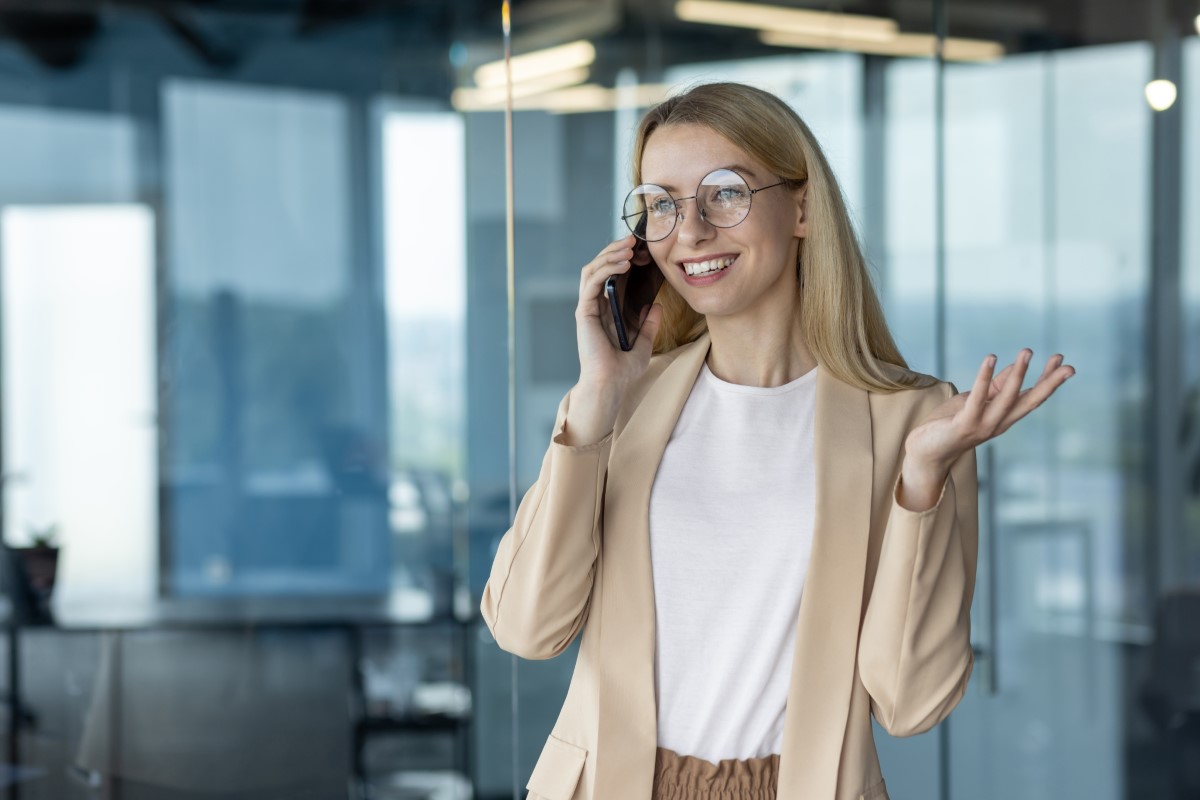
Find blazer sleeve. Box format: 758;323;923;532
858;380;981;737
479;388;611;660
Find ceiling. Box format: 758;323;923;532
0;0;1194;81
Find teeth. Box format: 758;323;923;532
685;256;735;276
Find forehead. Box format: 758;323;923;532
640;123;766;188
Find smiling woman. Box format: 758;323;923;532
628;83;918;395
481;79;1073;800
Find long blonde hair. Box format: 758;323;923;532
632;82;932;393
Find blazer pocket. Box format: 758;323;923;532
526;733;588;800
858;777;889;800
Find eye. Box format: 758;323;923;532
647;196;677;216
712;186;750;206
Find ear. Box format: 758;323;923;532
792;185;809;238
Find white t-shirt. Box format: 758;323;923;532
649;358;818;763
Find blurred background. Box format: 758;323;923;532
0;0;1196;798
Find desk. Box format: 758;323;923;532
2;595;477;800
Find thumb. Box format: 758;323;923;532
633;303;663;356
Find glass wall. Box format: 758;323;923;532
0;1;1195;798
487;3;1199;799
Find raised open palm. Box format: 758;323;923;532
904;348;1076;470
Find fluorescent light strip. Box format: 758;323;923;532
474;39;596;89
453;83;673;114
676;0;897;42
452;67;590;108
760;29;1004;62
558;83;672;113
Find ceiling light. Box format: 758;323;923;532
1194;13;1199;35
1144;79;1177;111
676;0;897;42
473;39;596;89
452;67;590;109
760;29;1003;61
453;83;672;114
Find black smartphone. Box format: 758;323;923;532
601;223;666;351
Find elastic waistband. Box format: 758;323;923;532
652;746;780;800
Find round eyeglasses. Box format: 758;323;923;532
621;168;801;242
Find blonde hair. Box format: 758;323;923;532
632;82;933;393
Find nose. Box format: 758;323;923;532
674;196;714;246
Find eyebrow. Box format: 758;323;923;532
649;164;760;192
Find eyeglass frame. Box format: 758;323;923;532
621;168;806;242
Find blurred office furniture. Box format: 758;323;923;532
0;598;475;800
353;624;473;800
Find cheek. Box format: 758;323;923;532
748;212;799;255
649;243;672;270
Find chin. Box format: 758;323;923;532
683;297;737;318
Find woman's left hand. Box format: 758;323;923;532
896;348;1076;512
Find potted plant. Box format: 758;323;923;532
9;522;61;622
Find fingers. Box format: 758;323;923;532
970;349;1075;438
956;362;1014;407
577;235;637;317
591;234;636;266
996;354;1073;430
586;235;636;275
957;349;1077;449
965;354;996;417
979;348;1031;431
1035;353;1063;383
989;362;1016;392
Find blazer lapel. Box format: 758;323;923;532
776;361;874;799
595;332;712;797
593;330;874;800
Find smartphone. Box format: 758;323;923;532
601;224;666;351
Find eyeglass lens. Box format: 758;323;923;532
623;168;755;241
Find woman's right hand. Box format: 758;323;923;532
564;234;664;445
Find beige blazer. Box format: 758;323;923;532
481;329;979;800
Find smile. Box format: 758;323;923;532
681;255;737;277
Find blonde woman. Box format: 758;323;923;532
481;82;1073;800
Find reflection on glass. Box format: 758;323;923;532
1182;39;1200;582
163;79;390;597
941;43;1152;800
884;58;938;371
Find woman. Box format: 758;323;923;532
480;82;1074;800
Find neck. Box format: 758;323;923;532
703;289;816;388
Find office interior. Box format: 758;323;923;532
0;0;1196;797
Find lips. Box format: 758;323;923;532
678;254;738;286
686;260;729;281
679;253;739;277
